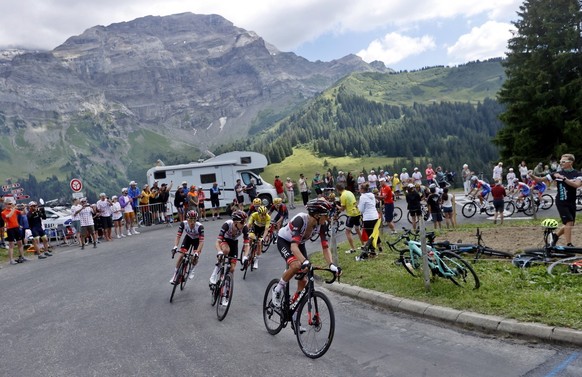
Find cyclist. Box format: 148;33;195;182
243;205;271;269
468;176;491;212
271;199;342;308
247;197;263;216
514;180;531;208
268;197;289;233
209;210;250;285
170;210;204;284
529;179;547;203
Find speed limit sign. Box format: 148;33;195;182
70;178;83;192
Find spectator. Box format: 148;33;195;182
336;184;362;254
298;173;309;205
392;173;402;199
74;198;98;250
70;198;83;245
426;186;442;229
491;182;507;225
158;181;173;224
111;195;124;238
187;185;199;217
358;182;381;253
274;175;285;202
441;187;456;228
127;181;142;219
244;178;257;203
405;184;422;231
506;168;517;190
435;166;447;188
336;171;347;187
400;168;410;186
346;172;356;193
356;172;366;189
285;177;296;209
174;186;186;222
367;170;378;190
325;171;335;190
0;196;5;249
493;162;503;184
234;179;245;210
378;178;396;234
461;164;472;195
533;162;545;176
412;167;423;186
312;172;324;197
119;188;139;236
1;198;28;264
27;202;52;258
209;182;222;220
149;184;161;224
518;161;529;182
425;164;435;185
197;187;207;221
96;193;113;241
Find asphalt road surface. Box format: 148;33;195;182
1;209;580;377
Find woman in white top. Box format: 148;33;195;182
111;195;124;238
358;183;381;252
441;187;456;228
298;174;309;205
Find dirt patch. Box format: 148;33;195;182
432;225;582;254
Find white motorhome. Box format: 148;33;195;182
146;151;277;208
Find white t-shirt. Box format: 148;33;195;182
358;192;378;221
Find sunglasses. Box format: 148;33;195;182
560;160;572;164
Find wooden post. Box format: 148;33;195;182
420;216;431;292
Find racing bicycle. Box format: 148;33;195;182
241;236;260;280
263;264;337;359
209;255;237;321
169;246;199;303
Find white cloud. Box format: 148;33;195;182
357;33;436;65
447;20;515;64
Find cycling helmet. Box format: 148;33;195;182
252;198;262;206
186;210;198;220
306;199;333;216
273;197;283;205
257;205;267;215
232;210;248;222
541;218;559;229
470;176;478;182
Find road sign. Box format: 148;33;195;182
2;183;20;191
11;188;24;194
72;192;84;199
15;195;30;200
70;178;83;192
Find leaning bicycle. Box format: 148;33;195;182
170;246;199;303
263;264;337;359
209;255;236;321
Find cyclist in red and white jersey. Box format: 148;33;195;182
271;199;342;308
170;210;204;284
209;210;250;285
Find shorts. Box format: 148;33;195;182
408;209;422;217
180;237;200;253
493;199;504;212
72;220;81;233
442;206;453;213
198;202;205;210
431;213;443;222
251;225;266;238
211;197;220;208
277;237;307;265
556;201;576;224
6;227;23;242
113;217;123;224
236;195;244;205
219;238;241;259
383;203;394;223
81;225;95;238
100;216;113;229
346;215;361;229
30;226;46;238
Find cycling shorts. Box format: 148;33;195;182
277;237;307;265
180;237;200;253
346;215;361;229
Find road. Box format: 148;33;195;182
0;208;580;377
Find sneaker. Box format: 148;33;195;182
253;258;259;270
44;252;52;257
189;269;195;279
10;259;19;265
567;243;574;247
271;287;282;308
133;229;140;235
241;255;249;270
117;235;121;239
38;254;47;259
550;232;559;247
345;249;356;254
17;256;29;262
81;245;85;250
126;232;132;236
169;276;176;285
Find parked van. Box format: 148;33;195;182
146;151;277;209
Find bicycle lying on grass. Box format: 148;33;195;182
169;246;199;303
426;228;513;263
398;232;480;289
263;264;338;359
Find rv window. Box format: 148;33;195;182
200;174;217;184
240;156;252;164
153;171;167;180
241;172;262;186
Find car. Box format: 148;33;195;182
42;207;73;239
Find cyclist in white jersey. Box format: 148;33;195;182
170;210;204;283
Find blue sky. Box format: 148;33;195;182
0;0;522;70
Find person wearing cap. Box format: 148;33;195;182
462;164;472;195
157;181;173;224
234;179;245;210
285;177;296;209
274;175;285;202
0;196;6;249
298;174;309;205
127;181;141;212
392;172;402;199
336;171;346;187
74;198;98;250
378;178;397;233
412;167;422;186
493;162;504;184
405;183;422;231
119;188;140;236
400;168;410;186
70;198;83;245
506;167;517;191
1;198;28;264
111;195;124;238
27;201;52;258
96;193;113;240
368;169;378;190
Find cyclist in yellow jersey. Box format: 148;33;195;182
337;184;362;254
243;205;271;269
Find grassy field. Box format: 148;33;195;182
262;147;400;184
310;223;582;331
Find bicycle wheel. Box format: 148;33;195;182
576;194;582;212
262;232;272;252
439;251;480;289
540;194;554;210
170;263;184;303
547;256;582;277
263;279;284;335
393;207;403;223
484;201;495;216
180;261;189;291
503;201;515;217
461;202;477;218
336;214;348;232
216;273;234;321
295;291;335;359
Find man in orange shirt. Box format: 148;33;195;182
1;198;28;264
378;178;397;234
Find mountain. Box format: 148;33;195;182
0;12;386;196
